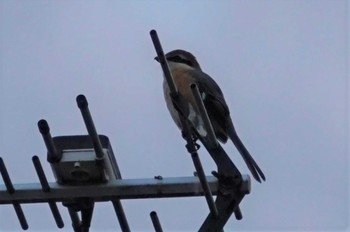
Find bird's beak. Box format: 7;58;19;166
154;56;160;62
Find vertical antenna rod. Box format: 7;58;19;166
80;202;94;232
181;120;219;219
68;207;81;232
112;200;131;232
76;95;105;160
150;29;218;219
37;120;61;163
0;157;15;193
150;211;163;232
150;30;178;96
0;157;29;230
32;156;64;228
76;95;130;231
189;84;221;217
190;84;219;148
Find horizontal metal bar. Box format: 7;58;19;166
0;176;219;204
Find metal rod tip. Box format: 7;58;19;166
76;94;88;109
37;119;49;134
234;207;243;220
150;29;157;35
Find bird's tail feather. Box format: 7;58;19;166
228;124;265;183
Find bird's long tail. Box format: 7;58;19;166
227;121;266;183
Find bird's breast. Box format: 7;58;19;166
163;66;207;137
169;68;196;104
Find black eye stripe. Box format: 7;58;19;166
167;56;194;67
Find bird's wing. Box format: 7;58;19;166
187;69;228;110
187;69;230;142
188;69;266;182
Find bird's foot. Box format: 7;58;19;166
185;142;200;153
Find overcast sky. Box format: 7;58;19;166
0;1;348;232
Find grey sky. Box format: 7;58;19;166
0;1;348;231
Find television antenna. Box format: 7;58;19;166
0;30;254;232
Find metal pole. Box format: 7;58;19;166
150;211;163;232
76;94;107;184
76;95;130;230
150;29;218;219
32;156;50;191
32;156;64;228
191;152;218;218
112;200;131;232
68;207;81;232
234;207;242;220
150;30;178;96
76;94;105;160
81;203;94;232
13;203;28;230
0;176;219;204
0;157;15;193
181;120;218;219
0;157;29;230
190;84;219;148
37;119;61;163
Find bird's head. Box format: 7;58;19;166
155;49;201;70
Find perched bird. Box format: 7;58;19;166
155;49;265;182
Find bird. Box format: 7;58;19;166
155;49;265;182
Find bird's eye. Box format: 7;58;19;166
167;55;194;67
